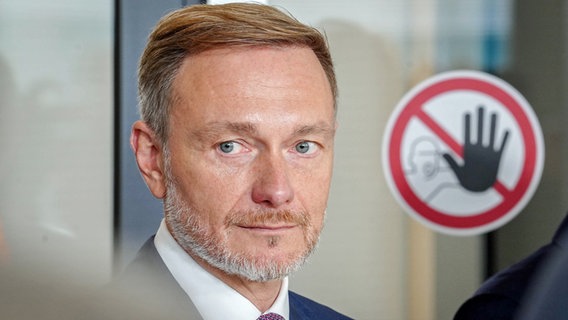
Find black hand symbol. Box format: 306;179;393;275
443;106;510;192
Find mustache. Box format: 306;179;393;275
225;209;310;227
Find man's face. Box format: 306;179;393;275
163;46;335;282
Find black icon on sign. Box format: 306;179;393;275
443;106;510;192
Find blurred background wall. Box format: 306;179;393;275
0;0;113;285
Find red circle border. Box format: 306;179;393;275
388;77;538;229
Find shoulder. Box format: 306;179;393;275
288;291;353;320
454;244;552;320
109;237;197;319
118;237;167;278
112;236;174;291
454;294;518;320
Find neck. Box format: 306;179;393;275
190;253;283;312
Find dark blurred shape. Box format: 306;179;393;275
517;216;568;320
454;214;568;320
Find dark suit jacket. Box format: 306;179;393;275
453;214;568;320
516;214;568;320
114;237;352;320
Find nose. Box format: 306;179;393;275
251;153;294;208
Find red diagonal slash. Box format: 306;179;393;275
416;109;511;198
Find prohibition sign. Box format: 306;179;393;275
382;70;544;236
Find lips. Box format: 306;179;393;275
239;224;297;231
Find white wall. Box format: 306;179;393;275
0;1;113;285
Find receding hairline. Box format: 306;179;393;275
170;44;334;108
137;3;337;145
170;44;335;92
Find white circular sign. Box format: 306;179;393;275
382;70;544;236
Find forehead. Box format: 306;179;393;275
170;46;334;125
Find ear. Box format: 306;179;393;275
130;121;167;199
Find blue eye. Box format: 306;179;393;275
219;141;236;153
295;141;316;154
218;141;247;154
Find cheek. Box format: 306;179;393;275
297;182;329;231
297;166;332;203
173;164;249;224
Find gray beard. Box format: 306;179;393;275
163;178;321;282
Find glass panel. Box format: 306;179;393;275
0;0;113;285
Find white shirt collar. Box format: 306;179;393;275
154;219;290;320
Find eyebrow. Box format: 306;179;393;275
294;122;336;138
190;121;335;141
190;121;258;142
